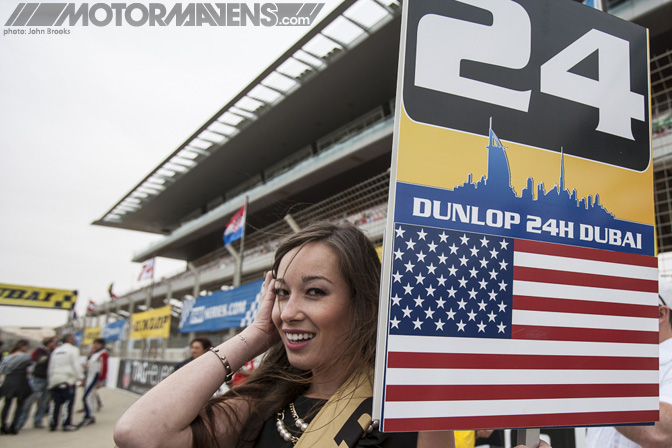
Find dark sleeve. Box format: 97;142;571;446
174;358;191;371
358;430;418;448
19;354;33;370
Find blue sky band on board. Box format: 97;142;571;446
394;126;653;256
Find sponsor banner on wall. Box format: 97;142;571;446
130;305;171;339
116;358;175;395
82;326;102;345
0;282;77;310
102;318;128;342
179;278;264;333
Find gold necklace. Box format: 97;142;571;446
276;402;306;445
275;401;380;445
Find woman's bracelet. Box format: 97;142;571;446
208;347;234;385
238;334;248;349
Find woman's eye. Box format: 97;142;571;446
274;288;289;297
306;288;326;297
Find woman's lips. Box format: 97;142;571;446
284;331;315;349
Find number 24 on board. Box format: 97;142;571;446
415;0;645;141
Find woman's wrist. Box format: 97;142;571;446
209;327;270;373
208;347;235;385
238;326;275;359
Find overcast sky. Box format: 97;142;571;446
0;0;341;328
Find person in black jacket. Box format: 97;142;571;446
0;339;32;435
174;338;212;370
17;337;59;429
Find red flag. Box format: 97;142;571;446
87;300;96;314
138;258;155;281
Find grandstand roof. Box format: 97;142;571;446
93;0;402;262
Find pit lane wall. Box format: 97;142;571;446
106;357;175;395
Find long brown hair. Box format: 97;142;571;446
191;222;381;448
9;339;30;354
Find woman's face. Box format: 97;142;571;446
272;242;352;374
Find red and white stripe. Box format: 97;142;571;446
381;239;659;432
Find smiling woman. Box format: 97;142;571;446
113;222;547;448
272;242;354;384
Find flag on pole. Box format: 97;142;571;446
223;204;246;246
380;223;658;431
108;282;118;300
87;300;96;315
138;258;155;282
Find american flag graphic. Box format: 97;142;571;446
380;223;659;431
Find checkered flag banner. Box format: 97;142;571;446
240;282;264;327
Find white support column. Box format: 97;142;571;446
284;213;301;233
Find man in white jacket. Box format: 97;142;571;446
47;333;83;432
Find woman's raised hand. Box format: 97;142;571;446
114;275;278;448
248;271;281;346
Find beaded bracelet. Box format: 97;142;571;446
209;347;235;385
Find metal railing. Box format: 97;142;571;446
653;49;672;136
189;170;391;277
315;106;388;152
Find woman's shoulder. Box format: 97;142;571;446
0;353;31;372
16;353;32;369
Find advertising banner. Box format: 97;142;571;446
102;318;128;342
374;0;656;432
116;358;175;395
82;326;102;345
130;305;171;339
0;282;77;310
179;278;264;333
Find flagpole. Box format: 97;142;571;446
516;429;540;448
234;196;248;287
150;268;155;302
148;261;155;359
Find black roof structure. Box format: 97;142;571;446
93;0;402;261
